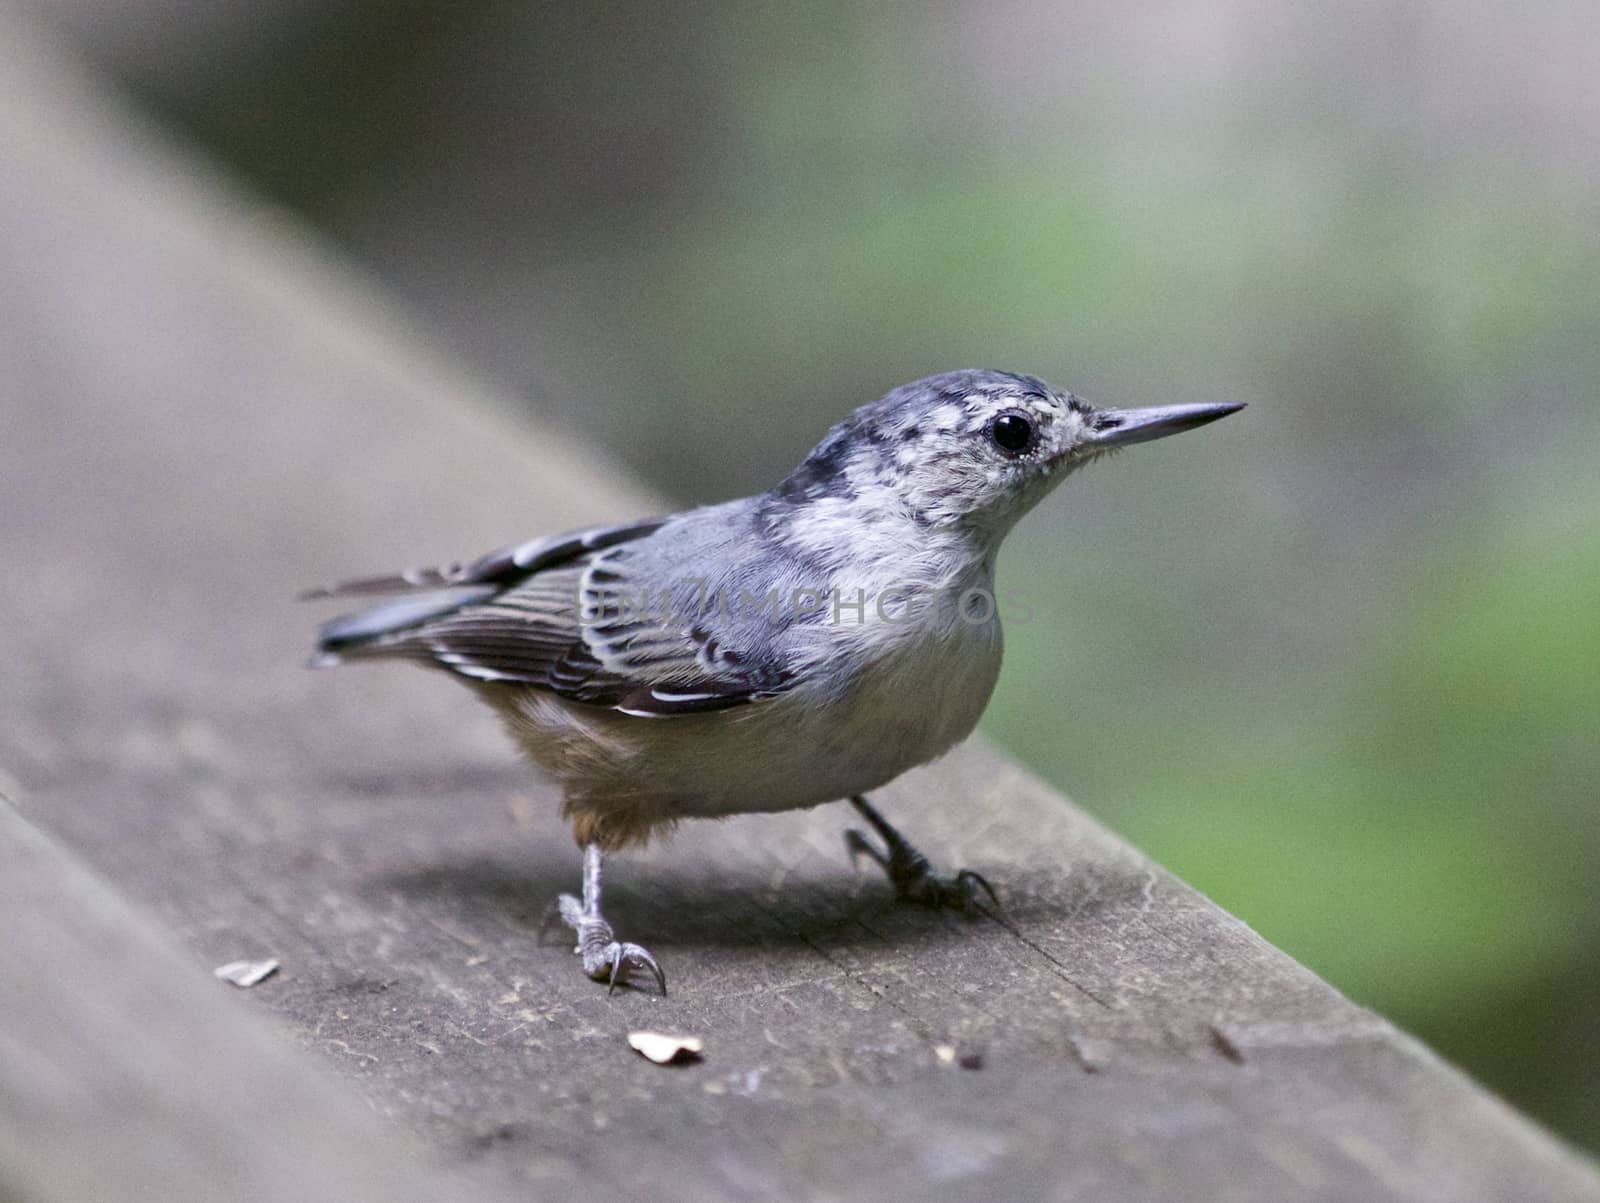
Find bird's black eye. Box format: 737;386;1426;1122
989;412;1035;455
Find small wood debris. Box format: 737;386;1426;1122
213;958;279;988
627;1031;704;1065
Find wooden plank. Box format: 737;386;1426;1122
0;796;519;1203
1;9;1595;1201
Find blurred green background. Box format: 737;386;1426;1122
40;0;1598;1147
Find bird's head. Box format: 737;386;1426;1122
775;369;1243;546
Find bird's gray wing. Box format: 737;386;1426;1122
310;507;802;717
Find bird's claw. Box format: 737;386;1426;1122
556;892;667;995
944;868;1001;912
598;941;667;996
844;827;1000;915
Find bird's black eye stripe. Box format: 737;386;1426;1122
989;412;1036;455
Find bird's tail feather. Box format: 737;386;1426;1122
310;585;497;663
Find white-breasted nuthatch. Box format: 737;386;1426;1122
304;370;1242;993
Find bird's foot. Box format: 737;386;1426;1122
556;893;667;995
845;830;998;912
844;795;999;915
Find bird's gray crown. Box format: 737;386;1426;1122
769;369;1092;541
778;370;1063;492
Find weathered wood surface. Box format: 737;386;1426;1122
1;9;1596;1201
0;797;523;1203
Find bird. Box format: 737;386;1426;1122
303;370;1242;994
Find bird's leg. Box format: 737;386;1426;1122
555;843;666;995
844;794;999;913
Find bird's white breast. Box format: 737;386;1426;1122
494;573;1005;837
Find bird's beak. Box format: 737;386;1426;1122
1080;402;1245;451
